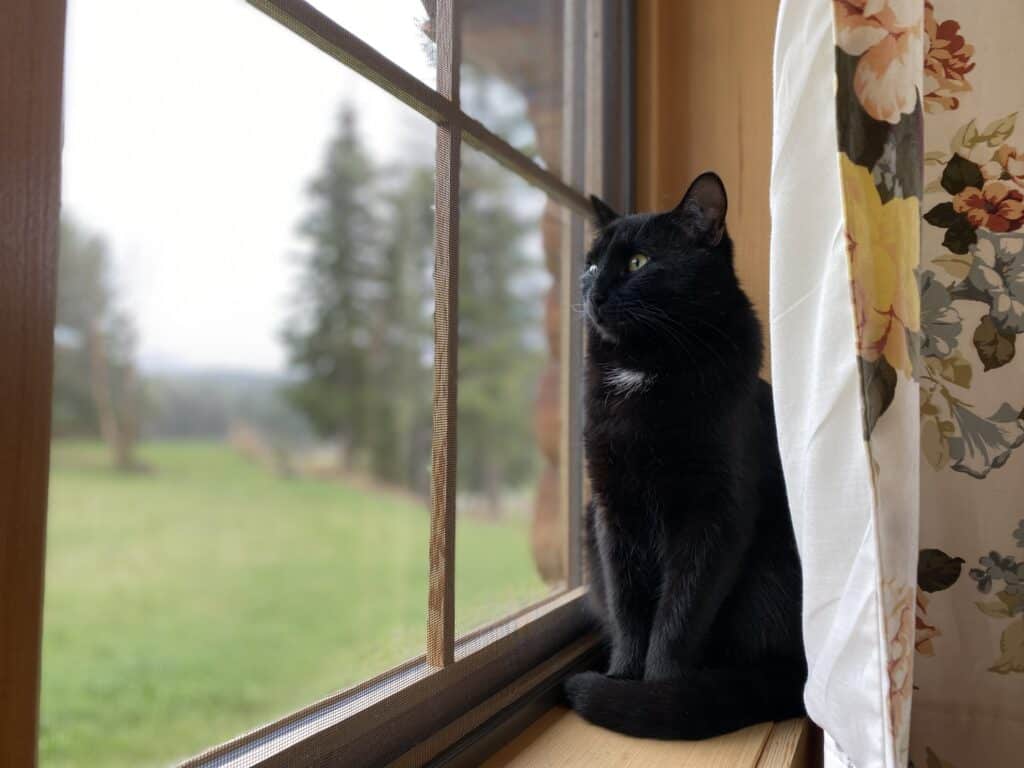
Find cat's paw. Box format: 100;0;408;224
563;671;606;713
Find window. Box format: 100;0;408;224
31;1;630;766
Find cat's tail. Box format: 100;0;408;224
563;659;806;740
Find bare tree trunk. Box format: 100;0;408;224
118;356;141;468
337;433;353;473
86;319;136;471
484;459;503;519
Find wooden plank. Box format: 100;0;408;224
482;707;774;768
635;0;780;376
756;719;821;768
0;2;66;767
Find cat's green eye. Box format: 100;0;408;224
627;253;650;272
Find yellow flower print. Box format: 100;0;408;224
839;153;920;375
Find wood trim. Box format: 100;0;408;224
0;3;66;765
0;3;66;767
635;0;779;375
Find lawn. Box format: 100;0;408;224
40;441;549;767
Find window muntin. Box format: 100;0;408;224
304;0;436;86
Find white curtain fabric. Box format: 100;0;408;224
772;2;1024;767
771;3;894;766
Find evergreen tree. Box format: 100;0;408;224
365;165;435;491
457;151;546;511
283;99;542;504
282;106;379;469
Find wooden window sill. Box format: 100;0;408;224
482;707;820;768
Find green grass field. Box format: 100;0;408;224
40;441;548;767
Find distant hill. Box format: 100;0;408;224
141;368;313;443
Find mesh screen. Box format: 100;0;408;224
46;0;592;765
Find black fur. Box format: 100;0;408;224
564;173;806;739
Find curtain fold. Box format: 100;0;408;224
771;2;896;765
771;2;1023;766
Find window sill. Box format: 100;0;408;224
481;708;820;768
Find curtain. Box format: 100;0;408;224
771;2;1023;767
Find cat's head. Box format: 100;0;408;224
581;173;758;369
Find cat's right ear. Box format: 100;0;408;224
589;195;620;228
673;172;728;245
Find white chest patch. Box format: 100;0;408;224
604;367;653;397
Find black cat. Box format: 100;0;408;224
563;173;806;739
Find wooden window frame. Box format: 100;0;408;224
1;1;632;765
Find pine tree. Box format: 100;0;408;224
457;151;546;513
365;165;435;491
283;100;541;503
282;106;379;470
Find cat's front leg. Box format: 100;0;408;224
644;514;749;681
607;627;646;679
594;503;655;679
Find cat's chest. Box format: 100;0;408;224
593;492;664;555
587;417;737;521
585;404;721;469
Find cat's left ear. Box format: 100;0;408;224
589;194;621;228
673;172;727;246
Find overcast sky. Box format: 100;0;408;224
62;0;438;374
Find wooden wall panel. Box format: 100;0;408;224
636;0;780;373
0;2;65;766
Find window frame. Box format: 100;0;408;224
3;1;633;765
0;3;66;767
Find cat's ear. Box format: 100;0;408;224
589;194;621;228
673;172;728;245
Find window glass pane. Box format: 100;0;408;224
459;0;583;181
455;144;568;635
45;2;434;766
305;0;436;86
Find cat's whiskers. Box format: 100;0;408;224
585;302;618;344
604;367;655;398
619;303;712;390
630;301;731;375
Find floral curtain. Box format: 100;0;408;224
772;1;1023;766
